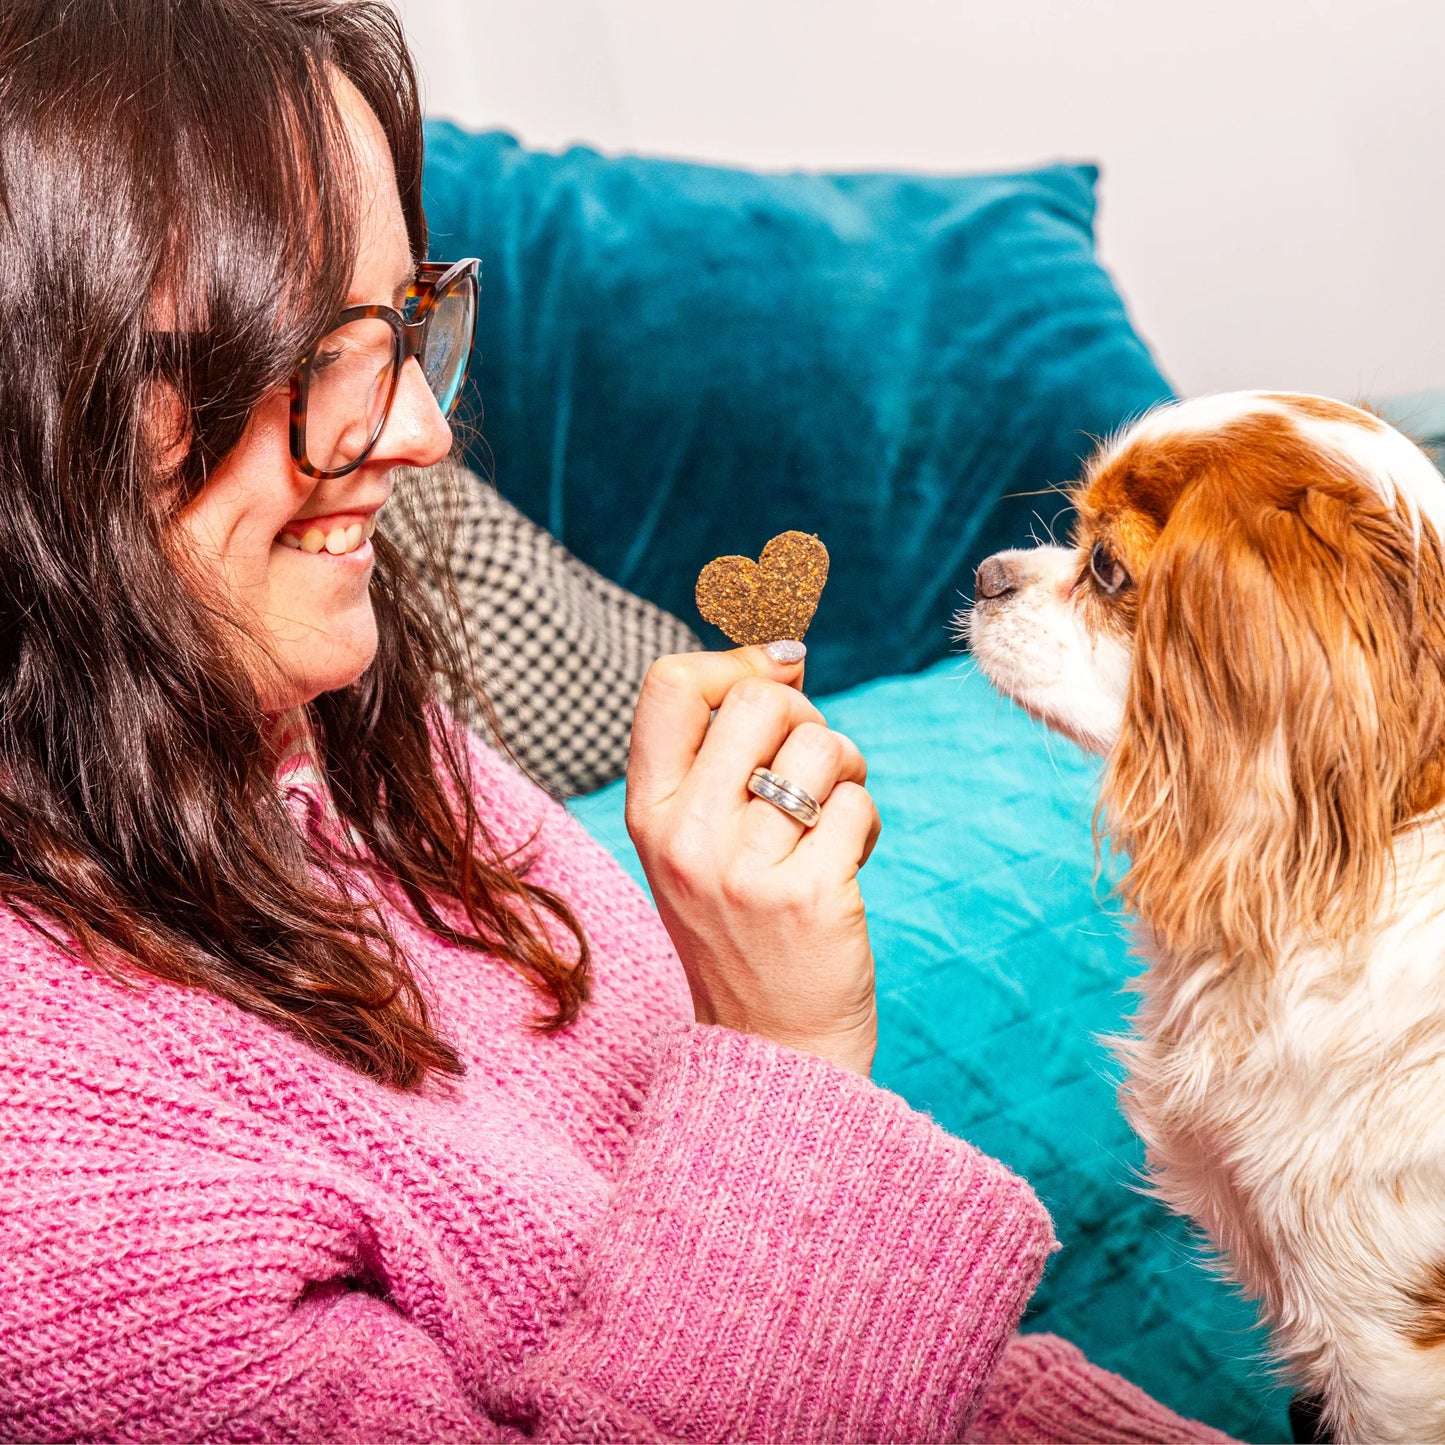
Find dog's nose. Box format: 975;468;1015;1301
975;555;1018;601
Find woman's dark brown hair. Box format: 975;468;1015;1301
0;0;589;1088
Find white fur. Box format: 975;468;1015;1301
1298;412;1445;548
967;392;1445;1442
1122;823;1445;1441
1098;389;1291;456
958;546;1130;755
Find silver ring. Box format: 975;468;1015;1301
747;766;822;828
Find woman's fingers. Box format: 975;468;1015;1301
799;778;883;871
687;676;828;806
742;723;866;857
627;646;806;817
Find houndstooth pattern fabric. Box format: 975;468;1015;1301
387;461;701;799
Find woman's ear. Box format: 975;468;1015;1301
1101;470;1445;973
141;374;191;482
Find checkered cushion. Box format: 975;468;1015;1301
387;461;701;799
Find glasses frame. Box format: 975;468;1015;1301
288;257;480;480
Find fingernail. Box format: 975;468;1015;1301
765;639;807;664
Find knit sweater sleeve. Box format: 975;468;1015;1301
501;1023;1231;1444
2;1004;1030;1444
504;1022;1054;1442
1;992;1231;1444
969;1333;1236;1444
12;1031;1036;1441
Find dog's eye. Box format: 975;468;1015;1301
1089;540;1129;596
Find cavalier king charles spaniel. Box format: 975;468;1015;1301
966;391;1445;1443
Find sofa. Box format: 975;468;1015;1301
411;120;1366;1442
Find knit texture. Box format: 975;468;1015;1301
968;1334;1236;1444
0;730;1230;1442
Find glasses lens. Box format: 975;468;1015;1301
303;316;397;474
421;275;476;418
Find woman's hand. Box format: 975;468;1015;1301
625;646;881;1075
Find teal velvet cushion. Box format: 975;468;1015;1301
421;125;1173;695
569;659;1293;1443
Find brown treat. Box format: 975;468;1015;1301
695;531;830;646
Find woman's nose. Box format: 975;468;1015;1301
372;354;453;470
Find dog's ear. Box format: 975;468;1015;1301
1101;463;1445;972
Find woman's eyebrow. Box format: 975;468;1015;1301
343;262;419;310
391;260;418;307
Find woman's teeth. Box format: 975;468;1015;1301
276;516;377;555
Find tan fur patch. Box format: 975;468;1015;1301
1406;1260;1445;1348
1262;392;1387;430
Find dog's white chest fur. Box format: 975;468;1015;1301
1123;819;1445;1440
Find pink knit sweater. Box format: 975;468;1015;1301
0;732;1231;1443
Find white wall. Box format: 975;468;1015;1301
392;0;1445;402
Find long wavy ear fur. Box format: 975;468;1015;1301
1101;431;1445;972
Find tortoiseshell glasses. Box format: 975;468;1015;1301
289;257;479;479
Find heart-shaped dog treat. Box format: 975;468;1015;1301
695;531;830;646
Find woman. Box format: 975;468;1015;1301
0;1;1229;1439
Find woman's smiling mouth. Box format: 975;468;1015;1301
274;511;379;556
